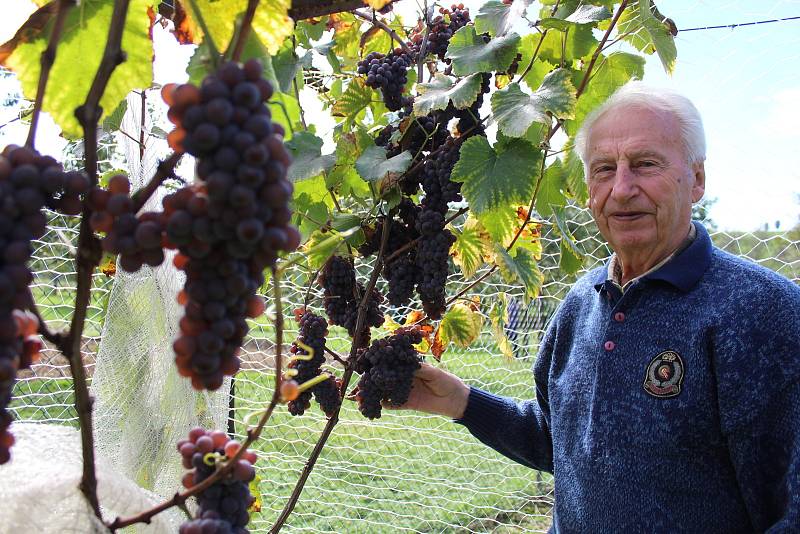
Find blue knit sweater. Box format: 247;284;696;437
457;222;800;533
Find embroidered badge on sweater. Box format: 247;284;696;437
643;350;684;398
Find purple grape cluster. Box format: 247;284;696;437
357;49;414;111
287;310;341;417
355;328;424;419
320;256;384;347
177;428;258;534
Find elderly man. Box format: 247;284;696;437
400;82;800;532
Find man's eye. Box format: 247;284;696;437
638;160;657;168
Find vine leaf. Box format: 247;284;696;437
514;34;554;90
332;78;374;123
413;73;483;117
438;303;484;350
272;41;311;93
494;246;544;302
2;0;154;138
251;0;294;55
539;5;611;30
563;149;587;204
445;26;521;76
553;206;584;274
488;294;515;359
451;136;542;215
566;51;645;137
615;0;677;74
293;193;329;239
331;214;366;247
285;132;336;182
304;225;361;270
491;69;577;138
355;145;412;183
477;205;517;245
451;216;493;278
535;159;568;217
102;99;128;133
475;0;532;37
537;22;597;64
362;0;394;10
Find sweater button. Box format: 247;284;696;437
614;312;625;322
604;340;615;351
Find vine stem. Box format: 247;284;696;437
187;0;220;65
515;0;560;84
269;212;393;533
130;152;182;212
352;10;413;55
70;0;132;520
229;0;260;62
26;0;72;149
575;0;629;98
109;266;285;530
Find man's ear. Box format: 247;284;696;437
691;161;705;203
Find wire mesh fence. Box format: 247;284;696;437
10;199;799;532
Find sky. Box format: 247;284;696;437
1;0;798;231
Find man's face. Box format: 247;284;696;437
586;106;705;265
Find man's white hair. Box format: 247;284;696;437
574;81;706;172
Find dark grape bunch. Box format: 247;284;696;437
158;59;300;390
88;174;165;272
415;209;456;320
412;4;471;60
0;144;87;464
177;427;258;534
357;49;414;111
1;311;41;464
359;199;422;307
355;328;424;419
319;256;384;346
286;310;341;417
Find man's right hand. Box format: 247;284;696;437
394;363;470;419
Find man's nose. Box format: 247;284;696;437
609;164;638;202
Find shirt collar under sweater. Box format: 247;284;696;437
593;221;711;295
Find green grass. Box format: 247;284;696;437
232;350;554;533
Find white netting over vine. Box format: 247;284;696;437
6;1;800;532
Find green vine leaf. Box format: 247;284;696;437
488;294;515;359
445;26;521;76
537;22;597;64
553;206;585;274
332;78;374;123
413;73;483;117
563;148;587;203
535;159;568;217
2;0;154;138
304;227;358;270
477;205;517;245
451;136;543;215
615;0;677;74
439;303;484;349
451;216;493;278
494;246;544;301
475;0;532;37
540;5;611;30
102;99;128;133
491;69;577;138
293;193;329;240
566;51;645;137
355;146;412;183
285;132;336;182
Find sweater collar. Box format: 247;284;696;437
593;221;712;293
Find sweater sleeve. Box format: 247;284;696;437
715;280;800;531
454;312;558;473
454;386;553;472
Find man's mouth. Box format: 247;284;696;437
610;212;647;221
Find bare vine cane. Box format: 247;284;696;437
66;0;133;519
25;0;73;149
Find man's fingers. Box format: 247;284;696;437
414;362;440;380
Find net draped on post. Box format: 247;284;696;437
90;91;229;510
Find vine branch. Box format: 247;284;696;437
130;152;182;212
575;0;629;99
69;0;132;520
229;0;260;62
352;10;413;55
269;212;393;533
26;0;72;149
